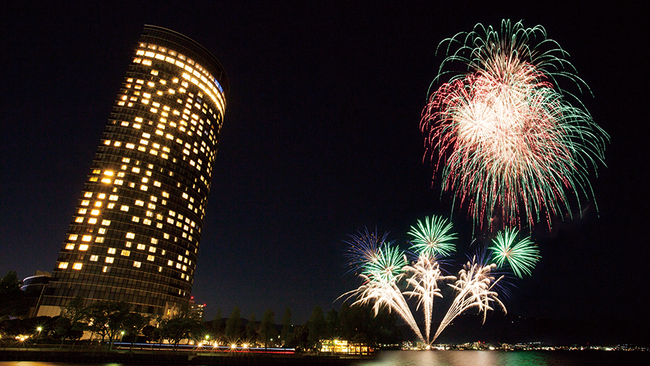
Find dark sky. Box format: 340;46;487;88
1;1;648;326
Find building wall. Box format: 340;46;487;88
39;25;228;317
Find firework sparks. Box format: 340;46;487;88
403;256;454;343
432;258;505;342
489;228;540;278
343;228;387;274
341;217;534;345
340;241;426;343
421;19;608;231
407;215;458;258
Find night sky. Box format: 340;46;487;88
1;2;648;327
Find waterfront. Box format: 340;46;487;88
2;350;650;366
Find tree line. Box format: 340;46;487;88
1;271;402;352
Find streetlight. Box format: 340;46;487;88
35;326;43;346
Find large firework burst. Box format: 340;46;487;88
421;20;609;231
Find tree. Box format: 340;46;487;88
122;312;151;349
258;308;277;349
224;306;241;342
84;301;131;349
0;271;29;319
325;309;340;339
207;308;225;343
291;323;310;352
159;316;199;348
280;307;293;347
54;296;87;340
308;306;326;351
246;313;258;341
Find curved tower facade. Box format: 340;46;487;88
39;25;229;316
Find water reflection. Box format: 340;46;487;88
354;350;552;366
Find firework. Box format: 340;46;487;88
341;217;535;345
432;258;505;342
489;228;540;278
407;215;458;258
403;256;454;343
421;19;609;230
343;228;387;274
340;241;426;343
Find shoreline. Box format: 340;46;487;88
0;349;371;365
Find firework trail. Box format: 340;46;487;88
340;231;426;342
489;228;540;278
403;256;454;343
432;258;506;342
421;20;609;231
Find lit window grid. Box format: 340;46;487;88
48;31;225;315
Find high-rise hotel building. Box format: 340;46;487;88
38;26;228;317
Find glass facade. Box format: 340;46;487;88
39;25;228;317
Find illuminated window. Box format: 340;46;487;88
167;260;173;266
90;255;98;261
65;243;75;250
133;261;142;268
81;200;90;206
79;244;89;251
151;238;158;244
78;208;87;214
135;200;144;206
120;205;129;212
107;203;115;209
149;247;156;253
105;257;114;263
88;218;97;224
94;201;102;207
82;235;92;242
91;209;100;216
58;262;69;269
75;217;84;223
72;263;83;270
126;232;135;239
143;219;152;225
109;195;118;201
107;248;116;254
95;237;104;243
132;216;140;223
98;228;106;234
121;250;130;257
147;255;155;262
137;244;146;250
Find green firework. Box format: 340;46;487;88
407;215;458;258
489;228;540;278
